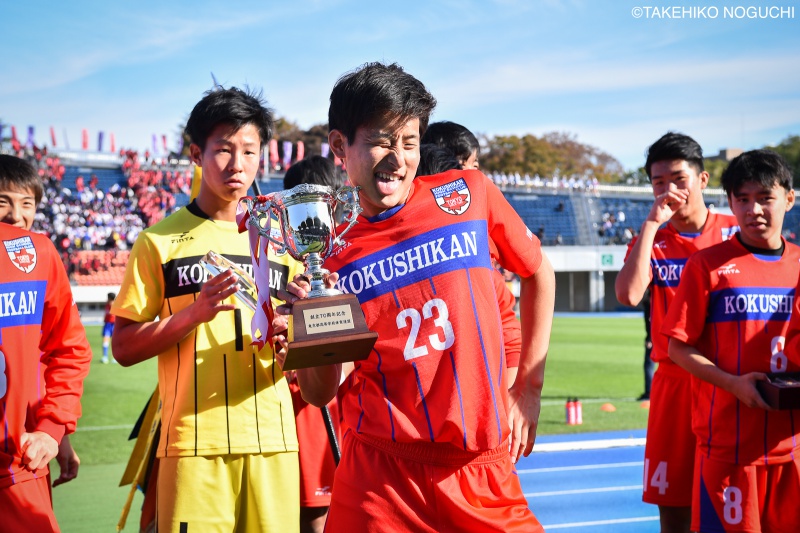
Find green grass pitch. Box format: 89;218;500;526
52;316;651;530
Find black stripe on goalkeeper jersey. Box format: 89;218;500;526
161;255;289;300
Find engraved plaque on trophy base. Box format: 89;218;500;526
282;293;378;370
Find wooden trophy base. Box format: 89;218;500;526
757;372;800;410
282;293;378;370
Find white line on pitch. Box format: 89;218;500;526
533;437;646;452
525;484;642;497
542;515;659;530
76;425;134;432
517;461;642;474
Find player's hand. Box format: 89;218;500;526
192;270;238;323
271;314;289;369
647;187;689;225
276;273;340;315
53;435;80;487
729;372;773;410
507;384;541;463
19;431;59;472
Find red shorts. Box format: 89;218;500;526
0;476;59;533
324;431;543;533
693;453;800;533
643;360;696;506
290;379;339;508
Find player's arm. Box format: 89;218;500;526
615;188;687;306
508;253;555;463
112;270;239;366
27;243;93;471
668;337;772;410
493;270;521;388
52;435;80;487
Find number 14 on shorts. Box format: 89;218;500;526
643;459;669;495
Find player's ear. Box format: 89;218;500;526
698;170;709;189
189;143;203;166
785;188;795;211
328;130;348;159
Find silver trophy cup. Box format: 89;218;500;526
242;183;362;297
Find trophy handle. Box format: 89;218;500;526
242;196;288;254
333;186;362;247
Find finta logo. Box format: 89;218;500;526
717;263;740;276
653;241;667;249
171;231;194;244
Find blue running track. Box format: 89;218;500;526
518;429;659;532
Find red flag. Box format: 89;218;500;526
50;127;57;147
269;139;279;166
296;141;305;161
11;125;18;142
110;133;116;153
82;129;89;150
162;135;168;153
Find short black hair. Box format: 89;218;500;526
328;62;437;144
184;86;274;151
0;154;43;204
421;121;479;165
645;132;704;180
721;149;793;196
107;292;116;301
416;144;461;176
283;156;345;190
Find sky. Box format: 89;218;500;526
2;0;799;171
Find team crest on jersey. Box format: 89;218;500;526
717;263;740;276
4;236;38;273
431;178;471;215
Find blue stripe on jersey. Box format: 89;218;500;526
449;351;468;450
650;258;686;288
412;362;435;442
466;269;503;444
754;253;782;262
333;220;492;303
707;287;794;323
698;472;727;532
0;280;47;328
374;348;396;441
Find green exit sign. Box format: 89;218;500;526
601;254;613;267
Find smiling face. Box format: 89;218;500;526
0;187;37;230
729;181;794;250
329;117;421;218
650;159;709;222
190;122;261;219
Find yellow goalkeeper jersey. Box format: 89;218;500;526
113;202;300;457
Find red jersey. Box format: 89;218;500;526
663;237;800;465
626;211;738;363
104;301;115;325
324;169;542;452
0;225;92;488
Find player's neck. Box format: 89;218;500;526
195;194;238;223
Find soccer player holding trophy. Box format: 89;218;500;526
276;62;555;533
